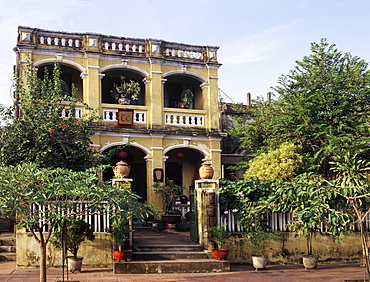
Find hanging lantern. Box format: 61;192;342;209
176;152;184;160
117;150;128;160
176;152;184;165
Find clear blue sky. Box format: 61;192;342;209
1;0;370;108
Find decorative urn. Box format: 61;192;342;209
199;161;214;179
112;161;131;177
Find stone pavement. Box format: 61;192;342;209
1;229;366;281
0;260;367;281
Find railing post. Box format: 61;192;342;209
195;179;219;250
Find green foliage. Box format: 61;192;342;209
243;223;283;256
153;178;185;212
110;76;141;101
328;153;370;274
108;218;131;251
179;89;194;107
0;61;101;170
267;173;352;255
219;178;276;224
228;39;370;177
0;163;154;232
51;219;95;259
207;224;230;249
245;142;302;180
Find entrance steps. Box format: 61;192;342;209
0;232;16;262
113;227;230;274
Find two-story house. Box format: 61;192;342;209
15;26;224;211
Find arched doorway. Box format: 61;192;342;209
164;148;204;198
102;146;147;202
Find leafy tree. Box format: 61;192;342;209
229;39;370;176
244;142;302;180
327;152;370;277
0;61;100;170
0;163;154;282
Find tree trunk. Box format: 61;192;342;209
354;205;370;280
39;240;47;282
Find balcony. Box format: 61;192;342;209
164;109;205;127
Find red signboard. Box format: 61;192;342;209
117;109;134;128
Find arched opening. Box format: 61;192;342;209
36;64;83;100
165;148;204;198
164;75;203;109
103;146;147;202
101;69;145;105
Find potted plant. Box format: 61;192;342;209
51;218;95;273
244;223;282;270
288;217;320;269
109;218;132;262
153;179;185;223
207;224;230;260
179;89;194;109
110;76;141;105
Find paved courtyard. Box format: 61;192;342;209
0;260;367;281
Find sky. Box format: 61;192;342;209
1;0;370;108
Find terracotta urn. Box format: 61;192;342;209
199;161;214;179
112;161;131;177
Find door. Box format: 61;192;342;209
190;188;198;242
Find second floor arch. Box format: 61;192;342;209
100;67;147;106
34;60;84;100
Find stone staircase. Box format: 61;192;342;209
113;226;230;274
0;232;16;262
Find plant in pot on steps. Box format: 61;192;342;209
207;224;230;261
153;178;185;225
110;76;141;105
109;217;132;262
243;223;283;271
51;218;95;273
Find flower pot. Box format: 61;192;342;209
302;256;318;270
112;161;131;177
118;97;131;105
252;256;267;270
199;161;214;179
67;257;83;273
161;214;181;224
211;248;229;261
112;250;131;262
179;103;189;109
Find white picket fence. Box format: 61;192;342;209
29;201;368;234
218;209;369;233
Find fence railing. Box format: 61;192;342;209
218;209;369;233
30;202;110;233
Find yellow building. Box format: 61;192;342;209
15;26;224;211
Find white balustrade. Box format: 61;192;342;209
103;110;146;123
102;41;145;53
165;113;204;126
164;48;203;60
38;36;82;48
61;107;82;119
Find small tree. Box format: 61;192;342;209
51;219;95;259
328;152;370;278
0;163;154;282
